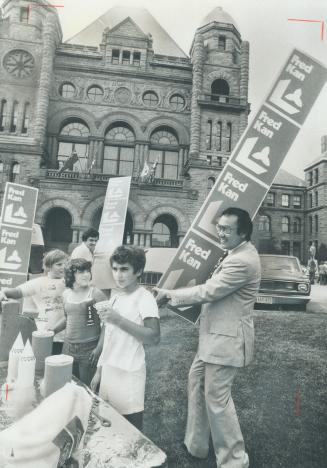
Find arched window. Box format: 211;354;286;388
211;79;230;102
21;103;30;134
0;100;8;132
10;101;18;133
169;94;185;111
216;121;222;151
258;215;271;232
293;217;301;234
315;215;318;233
87;86;104;103
206;120;212;150
44;207;72;251
123;211;134;245
282;216;290;233
151;214;178;247
218;36;226;51
103;123;135;175
60;83;76;99
9;162;20;182
57;120;90;172
149;127;179;180
207;177;215;191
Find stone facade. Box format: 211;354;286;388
0;1;325;263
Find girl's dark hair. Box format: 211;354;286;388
64;258;92;289
110;245;146;274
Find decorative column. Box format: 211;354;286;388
34;15;61;146
145;234;151;247
133;233;140;246
189;32;204;158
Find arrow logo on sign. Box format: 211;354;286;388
0;248;22;270
235;137;270;175
270;80;301;114
3;204;27;225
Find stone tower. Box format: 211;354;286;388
186;6;250;202
0;0;61;191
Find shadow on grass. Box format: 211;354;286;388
143;310;327;468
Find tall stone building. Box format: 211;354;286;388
0;0;323;263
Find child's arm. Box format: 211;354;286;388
90;366;102;393
89;325;105;367
49;316;67;334
98;307;160;345
0;287;23;301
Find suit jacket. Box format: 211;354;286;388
170;241;261;367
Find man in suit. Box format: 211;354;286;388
155;207;261;468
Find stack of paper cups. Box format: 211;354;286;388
44;355;73;397
16;340;36;388
32;330;54;372
7;332;24;382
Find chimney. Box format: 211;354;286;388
321;135;327;154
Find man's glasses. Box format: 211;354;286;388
215;224;237;235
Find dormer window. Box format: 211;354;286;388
133;52;141;66
218;36;226;51
112;49;120;64
20;7;29;23
122;51;130;65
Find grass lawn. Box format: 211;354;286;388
144;309;327;468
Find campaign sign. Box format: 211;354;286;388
95;176;131;253
194;166;268;243
92;176;131;289
158;48;326;311
0;183;38;288
267;50;327;126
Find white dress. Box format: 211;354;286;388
97;287;159;415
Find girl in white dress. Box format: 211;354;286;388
91;246;160;431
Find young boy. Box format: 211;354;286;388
91;245;160;431
0;249;68;354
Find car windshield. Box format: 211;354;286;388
260;256;301;274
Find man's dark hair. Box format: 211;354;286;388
64;258;92;289
110;245;146;275
82;228;99;242
221;207;253;241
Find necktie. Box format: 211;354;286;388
208;251;228;278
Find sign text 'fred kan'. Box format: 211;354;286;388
0;183;38;288
179;238;211;270
217;172;248;202
158;49;327;295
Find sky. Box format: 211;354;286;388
55;0;327;179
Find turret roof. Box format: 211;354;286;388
200;7;239;30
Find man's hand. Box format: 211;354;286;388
153;287;171;307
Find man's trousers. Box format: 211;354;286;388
184;353;249;468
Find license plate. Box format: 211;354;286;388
257;296;273;304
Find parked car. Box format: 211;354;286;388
256;254;311;310
141;249;311;311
